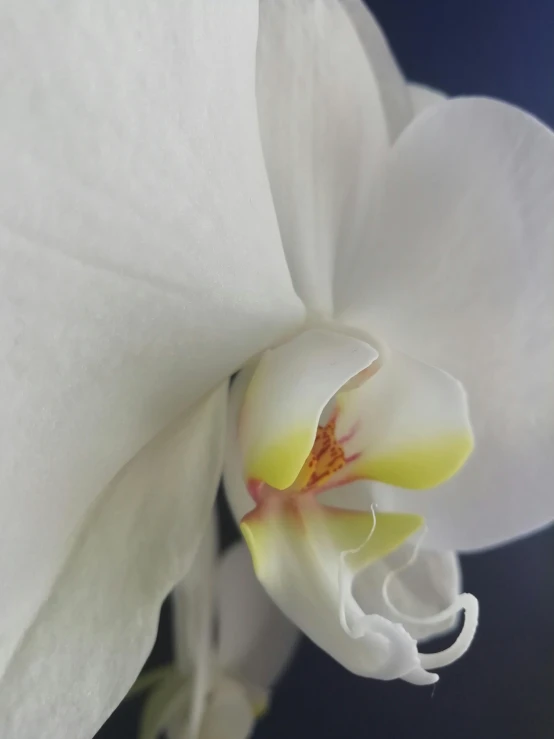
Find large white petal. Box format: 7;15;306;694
337;98;554;550
0;383;227;739
340;0;413;139
217;541;299;689
0;0;303;706
256;0;389;313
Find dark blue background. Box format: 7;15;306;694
98;2;554;737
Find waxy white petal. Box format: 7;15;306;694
0;1;303;732
0;383;227;739
256;0;389;313
338;98;554;550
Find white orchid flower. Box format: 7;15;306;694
130;518;297;739
222;0;554;686
1;0;553;737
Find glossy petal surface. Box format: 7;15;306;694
257;0;389;312
0;384;227;738
338;99;554;549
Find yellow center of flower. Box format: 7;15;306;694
289;415;347;493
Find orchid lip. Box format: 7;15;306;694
241;324;474;500
245;408;364;504
233;325;477;683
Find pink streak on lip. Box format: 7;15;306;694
311;454;362;496
247;465;363;501
247;478;266;504
338;420;360;446
246;416;363;503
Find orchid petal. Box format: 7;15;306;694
338;98;554;550
217;541;299;690
256;0;389;313
409;83;447;114
239;495;430;682
0;1;304;731
240;329;378;491
335;350;473;489
0;383;227;739
340;0;413;139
